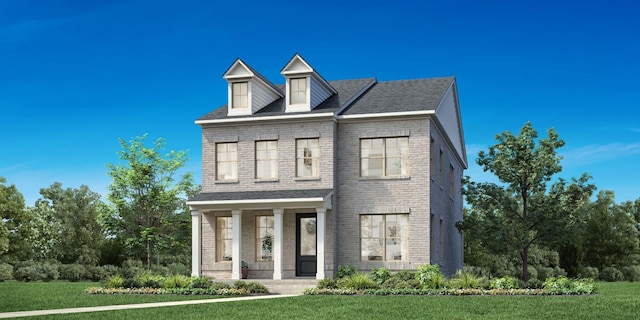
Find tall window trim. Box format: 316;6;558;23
360;137;409;177
256;216;274;261
449;164;455;198
216;217;233;262
289;77;307;105
231;82;248;109
255;140;278;179
439;149;444;187
360;214;409;261
216;142;238;181
296;138;320;177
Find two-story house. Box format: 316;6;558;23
186;54;467;280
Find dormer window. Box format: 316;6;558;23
231;82;248;109
289;77;307;105
281;54;337;113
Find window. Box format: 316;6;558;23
296;138;319;177
216;142;237;181
289;77;307;105
360;137;409;177
449;164;455;198
231;82;248;109
439;219;444;261
256;216;274;261
439;149;443;186
360;214;408;261
256;140;278;179
430;137;435;179
216;217;232;262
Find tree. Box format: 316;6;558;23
0;177;32;262
462;122;594;281
28;200;59;261
37;182;104;265
105;134;194;269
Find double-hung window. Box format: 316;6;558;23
360;137;409;177
216;142;238;181
360;214;408;261
216;217;232;262
289;77;307;105
296;138;319;177
231;82;248;109
256;216;274;261
255;140;278;179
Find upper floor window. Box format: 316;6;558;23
439;149;444;186
216;216;232;261
216;142;238;181
360;214;408;261
296;138;320;177
256;216;274;261
289;77;307;105
256;140;278;179
231;82;248;109
449;164;455;198
360;137;409;177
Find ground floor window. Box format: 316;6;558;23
256;216;274;261
216;217;232;261
360;214;408;261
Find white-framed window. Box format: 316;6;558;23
256;216;274;261
360;137;409;177
216;142;238;181
360;214;408;261
216;217;232;262
255;140;278;179
231;82;248;109
289;77;307;105
430;137;435;179
296;138;320;177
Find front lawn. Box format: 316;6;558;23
5;281;639;319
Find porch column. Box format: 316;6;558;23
231;209;242;280
191;210;202;277
316;207;326;279
273;208;284;280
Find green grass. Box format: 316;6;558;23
3;281;640;319
0;281;225;312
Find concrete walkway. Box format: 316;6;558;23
0;294;299;319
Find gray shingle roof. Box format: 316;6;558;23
340;77;454;115
188;188;333;202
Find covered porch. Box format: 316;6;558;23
187;189;333;280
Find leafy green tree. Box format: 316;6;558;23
582;190;640;269
38;182;104;265
28;200;59;261
105;134;194;269
0;177;32;262
462;122;594;281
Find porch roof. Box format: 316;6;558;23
187;188;333;211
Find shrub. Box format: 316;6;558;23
517;266;538;281
317;278;337;289
245;282;269;294
85;265;106;282
461;265;491;278
552;266;567;277
122;278;141;289
537;267;554;281
336;265;357;279
60;264;86;282
339;273;379;290
39;262;59;282
189;276;213;289
579;266;599;279
416;264;445;289
167;263;190;276
600;266;624;282
448;271;484;289
137;271;164;288
100;265;120;278
490;276;519;289
543;277;595;295
14;262;59;282
0;263;13;281
526;278;543;289
121;259;144;278
210;281;231;290
370;267;391;285
381;277;415;290
621;265;640;282
393;270;416;282
163;274;190;289
103;275;124;288
14;266;40;282
151;265;170;276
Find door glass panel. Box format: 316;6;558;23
300;217;316;256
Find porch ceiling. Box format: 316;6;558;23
186;188;333;211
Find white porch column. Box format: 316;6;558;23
231;209;242;280
316;207;326;279
273;208;284;280
190;210;202;277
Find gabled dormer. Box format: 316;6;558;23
280;54;337;113
223;58;283;116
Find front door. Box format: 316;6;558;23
296;213;317;277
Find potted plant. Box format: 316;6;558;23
241;260;249;279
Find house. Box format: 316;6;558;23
186;54;467;280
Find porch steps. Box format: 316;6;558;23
220;279;318;295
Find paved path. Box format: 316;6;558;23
0;294;299;318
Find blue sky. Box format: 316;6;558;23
1;0;638;205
